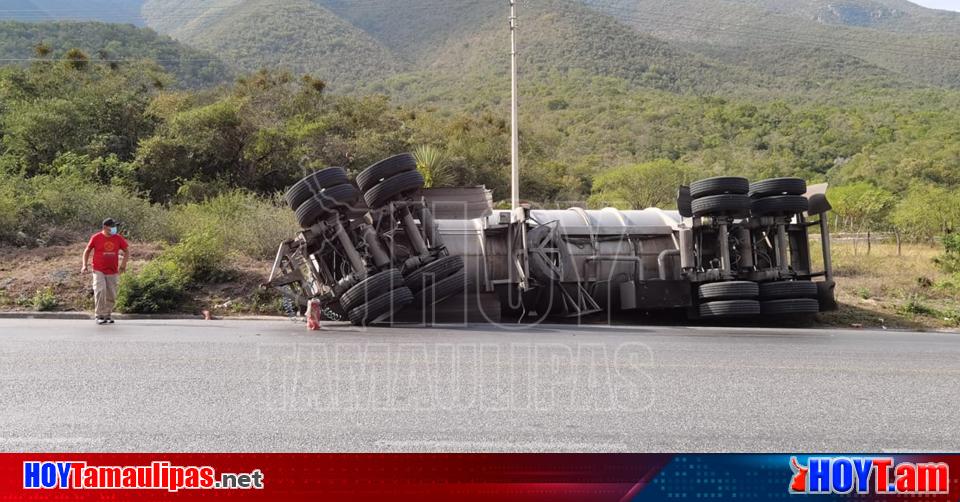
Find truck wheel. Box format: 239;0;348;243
357;153;417;193
285;167;350;210
404;255;464;291
294;183;360;228
690;177;749;198
677;186;693;218
761;298;820;315
759;280;818;300
414;270;467;306
699;300;760;318
363;170;425;209
698;281;759;301
749;178;806;198
750;195;809;216
348;287;413;326
340;269;405;312
691;194;751;217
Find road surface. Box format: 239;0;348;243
1;319;957;452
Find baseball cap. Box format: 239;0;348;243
102;218;117;227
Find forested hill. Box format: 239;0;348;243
581;0;960;88
135;0;918;95
0;21;231;87
3;0;957;91
141;0;405;88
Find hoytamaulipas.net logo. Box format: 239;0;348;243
23;461;264;492
789;456;949;495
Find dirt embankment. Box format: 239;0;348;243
0;242;280;316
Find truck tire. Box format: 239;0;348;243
751;195;809;216
759;280;818;300
677;186;693;218
761;298;820;315
698;281;759;301
340;269;405;311
357;153;417;193
348;286;413;326
699;300;760;318
295;183;360;228
404;255;464;291
414;270;467;306
285;167;350;210
690;177;749;198
363;170;425;209
691;194;751;217
749;178;806;198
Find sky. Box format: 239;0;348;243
910;0;960;11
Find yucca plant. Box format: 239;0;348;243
413;145;454;188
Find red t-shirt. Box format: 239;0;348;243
87;233;129;274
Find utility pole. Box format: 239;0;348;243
509;0;529;291
509;0;520;217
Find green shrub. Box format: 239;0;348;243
934;234;960;274
899;296;938;317
30;174;168;241
166;191;298;259
116;232;234;313
116;260;188;314
945;234;960;255
31;286;58;311
0;177;23;242
0;172;168;244
163;232;234;284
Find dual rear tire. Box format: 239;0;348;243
689;177;751;218
341;269;414;326
687;177;810;218
286;167;361;228
759;280;819;315
697;281;759;318
697;279;820;318
749;178;809;216
357;154;425;209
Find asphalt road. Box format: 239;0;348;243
1;318;958;452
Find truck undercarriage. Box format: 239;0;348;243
266;153;836;325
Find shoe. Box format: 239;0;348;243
96;317;108;325
106;317;115;324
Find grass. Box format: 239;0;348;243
817;240;960;330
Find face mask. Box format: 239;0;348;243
109;227;118;236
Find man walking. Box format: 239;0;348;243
81;218;129;325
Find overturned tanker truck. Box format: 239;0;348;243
266;153;837;325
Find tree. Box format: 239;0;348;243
63;48;89;71
827;183;896;254
588;160;691;209
890;184;960;242
33;41;51;59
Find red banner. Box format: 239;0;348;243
1;453;671;501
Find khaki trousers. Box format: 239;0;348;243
93;271;119;317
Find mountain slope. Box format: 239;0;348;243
731;0;960;33
580;0;960;88
352;0;911;98
0;20;231;87
141;0;406;89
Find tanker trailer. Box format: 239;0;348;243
267;159;836;324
